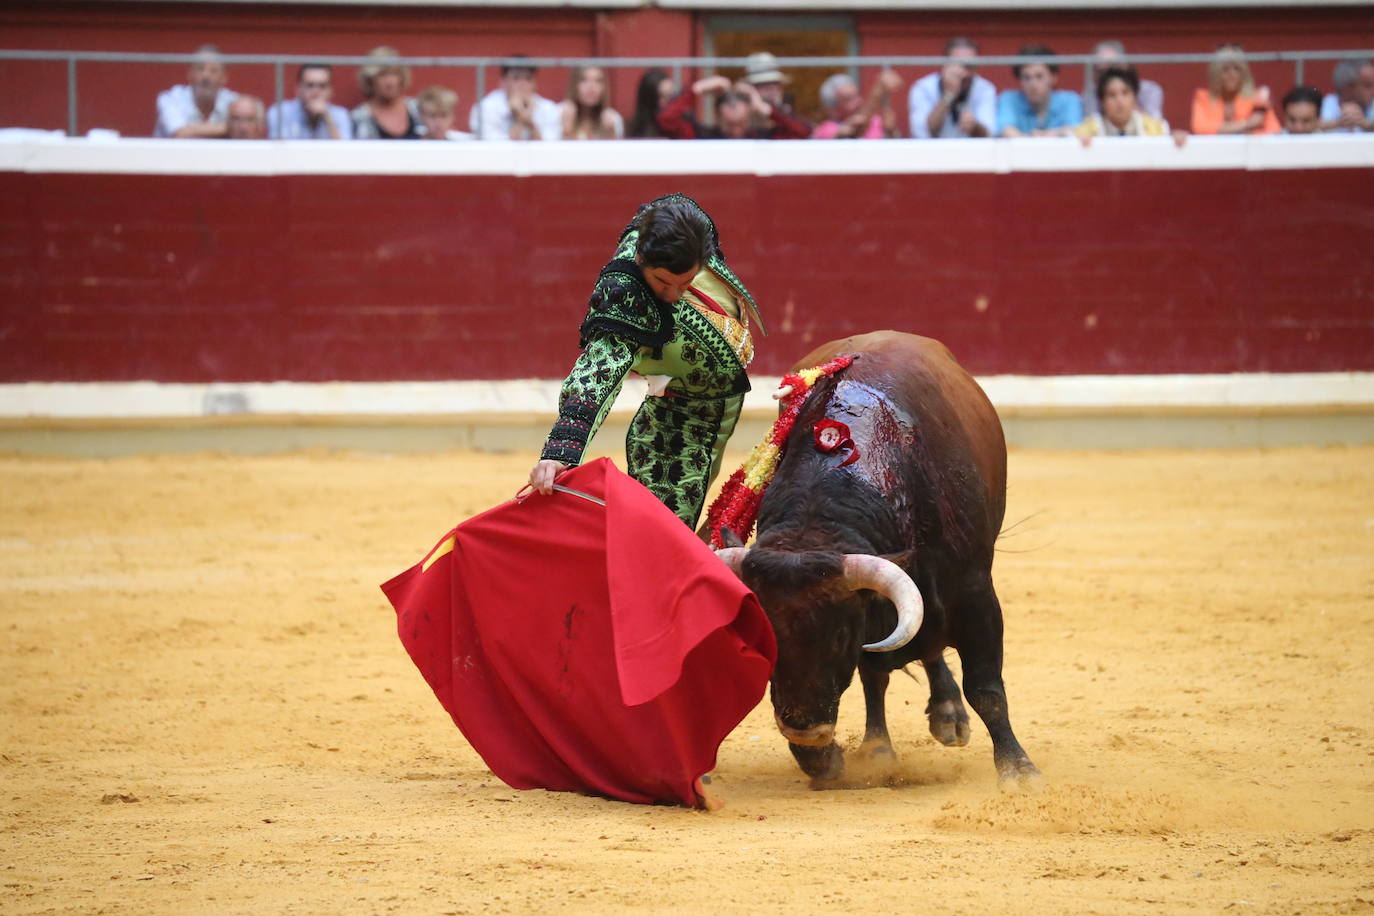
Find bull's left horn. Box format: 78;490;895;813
842;555;924;652
715;547;750;577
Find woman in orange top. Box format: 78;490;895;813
1191;44;1281;135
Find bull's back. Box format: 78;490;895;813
792;331;1006;521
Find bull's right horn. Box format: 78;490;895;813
715;547;749;578
842;555;924;652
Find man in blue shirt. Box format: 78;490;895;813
997;44;1083;137
266;64;352;140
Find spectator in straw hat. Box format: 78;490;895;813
736;51;810;138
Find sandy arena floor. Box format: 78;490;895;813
2;443;1372;914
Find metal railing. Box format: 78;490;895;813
1;48;1370;137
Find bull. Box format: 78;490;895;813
717;331;1041;790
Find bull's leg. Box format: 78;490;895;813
922;656;971;747
954;584;1042;792
856;665;893;759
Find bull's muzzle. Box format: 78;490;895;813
775;716;836;747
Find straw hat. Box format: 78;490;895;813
745;52;788;85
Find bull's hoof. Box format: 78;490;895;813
790;741;845;782
856;738;895;761
996;757;1044;793
927;698;971;747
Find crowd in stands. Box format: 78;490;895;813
153;42;1374;142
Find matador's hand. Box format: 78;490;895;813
528;459;569;496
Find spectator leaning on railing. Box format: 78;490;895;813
226;95;265;139
1082;40;1164;120
997;44;1083;137
417;86;473;141
1282;85;1324;134
812;70;902;139
1074;66;1186;147
627;69;676;139
1190;44;1280;135
267;64;351;140
559;66;624;140
1321;58;1374;132
469;55;562;141
154;44;238;138
657;74;808;140
908;37;996;139
352;46;422;140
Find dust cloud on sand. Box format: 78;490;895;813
2;445;1372;913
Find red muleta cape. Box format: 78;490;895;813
380;458;776;808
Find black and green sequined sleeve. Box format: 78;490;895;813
540;333;640;467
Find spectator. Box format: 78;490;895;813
352;46;422;140
558;66;624;139
267;64;351;140
658;74;808;139
627;68;675;138
997;44;1083;137
1320;58;1374;132
226;95;265;139
1075;67;1186;146
417;86;473;140
741;52;811;136
908;37;996;138
154;45;238;138
1281;85;1324;135
1082;40;1164;120
469;56;562;141
812;70;903;139
1190;45;1280;135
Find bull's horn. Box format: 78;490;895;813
842;555;924;652
715;547;750;577
771;384;793;400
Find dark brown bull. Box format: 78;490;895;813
717;331;1041;790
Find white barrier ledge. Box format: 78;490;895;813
3;373;1372;420
1;134;1372;177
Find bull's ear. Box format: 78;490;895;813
880;550;914;573
720;526;746;549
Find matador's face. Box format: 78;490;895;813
637;259;699;304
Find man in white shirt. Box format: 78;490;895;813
908;37;997;138
1321;58;1374;132
469;56;562;141
154;45;238;138
266;64;352;140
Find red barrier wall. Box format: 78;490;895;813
2;168;1371;382
1;2;1371;138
